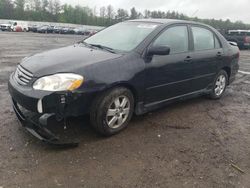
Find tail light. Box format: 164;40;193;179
244;36;250;43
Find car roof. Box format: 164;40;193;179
128;19;207;26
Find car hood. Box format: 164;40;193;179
20;44;123;77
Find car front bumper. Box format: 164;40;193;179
12;99;79;147
8;72;97;146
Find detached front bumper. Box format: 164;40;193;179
12;99;79;147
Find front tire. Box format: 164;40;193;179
90;87;134;136
209;70;228;99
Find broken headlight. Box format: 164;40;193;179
33;73;84;91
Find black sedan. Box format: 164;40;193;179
8;19;239;145
37;25;54;33
61;27;75;34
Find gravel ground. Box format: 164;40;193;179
0;32;250;188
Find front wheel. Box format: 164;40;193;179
209;70;228;99
90;87;134;136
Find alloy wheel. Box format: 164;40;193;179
214;74;226;96
106;95;130;129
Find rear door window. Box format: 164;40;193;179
192;26;215;51
214;36;221;49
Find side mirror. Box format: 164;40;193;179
147;45;170;56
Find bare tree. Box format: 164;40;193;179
130;7;138;19
41;0;48;12
53;0;61;15
48;0;53;14
106;5;114;20
116;8;128;20
99;6;106;18
33;0;41;11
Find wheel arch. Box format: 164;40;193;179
104;82;139;104
221;66;231;82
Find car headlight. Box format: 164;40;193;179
33;73;84;91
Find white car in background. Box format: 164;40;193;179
0;23;12;31
0;21;29;32
10;21;29;32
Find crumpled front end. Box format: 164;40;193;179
8;70;96;147
12;99;79;147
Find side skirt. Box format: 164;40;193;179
135;89;211;115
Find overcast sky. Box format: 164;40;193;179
61;0;250;23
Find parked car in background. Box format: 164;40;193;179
224;30;250;49
0;23;11;31
68;27;75;34
84;29;98;36
74;27;86;35
54;26;63;34
61;27;75;34
28;24;38;32
14;26;23;32
10;21;29;32
8;19;239;145
37;25;54;33
61;27;69;34
0;21;28;32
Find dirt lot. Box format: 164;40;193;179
0;32;250;188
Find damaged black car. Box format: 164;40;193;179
8;19;239;146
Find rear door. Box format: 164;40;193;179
189;25;223;91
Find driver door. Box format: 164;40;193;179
145;25;194;104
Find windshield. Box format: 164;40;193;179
84;22;160;52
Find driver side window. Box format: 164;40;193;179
153;26;189;54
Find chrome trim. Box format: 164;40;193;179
14;65;33;85
18;65;33;77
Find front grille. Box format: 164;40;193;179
14;65;33;85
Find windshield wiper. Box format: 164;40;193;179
88;43;116;53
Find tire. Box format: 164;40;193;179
209;70;228;99
90;87;134;136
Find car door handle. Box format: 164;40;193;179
184;56;192;62
217;52;222;57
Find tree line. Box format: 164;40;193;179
1;0;250;30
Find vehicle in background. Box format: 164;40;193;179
54;26;63;34
28;25;38;32
37;25;54;33
68;27;75;34
11;21;29;32
60;27;69;34
224;30;250;49
61;27;75;34
14;26;23;32
0;21;28;32
74;27;86;35
84;29;98;36
0;23;11;31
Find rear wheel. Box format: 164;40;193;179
90;87;134;136
209;70;228;99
